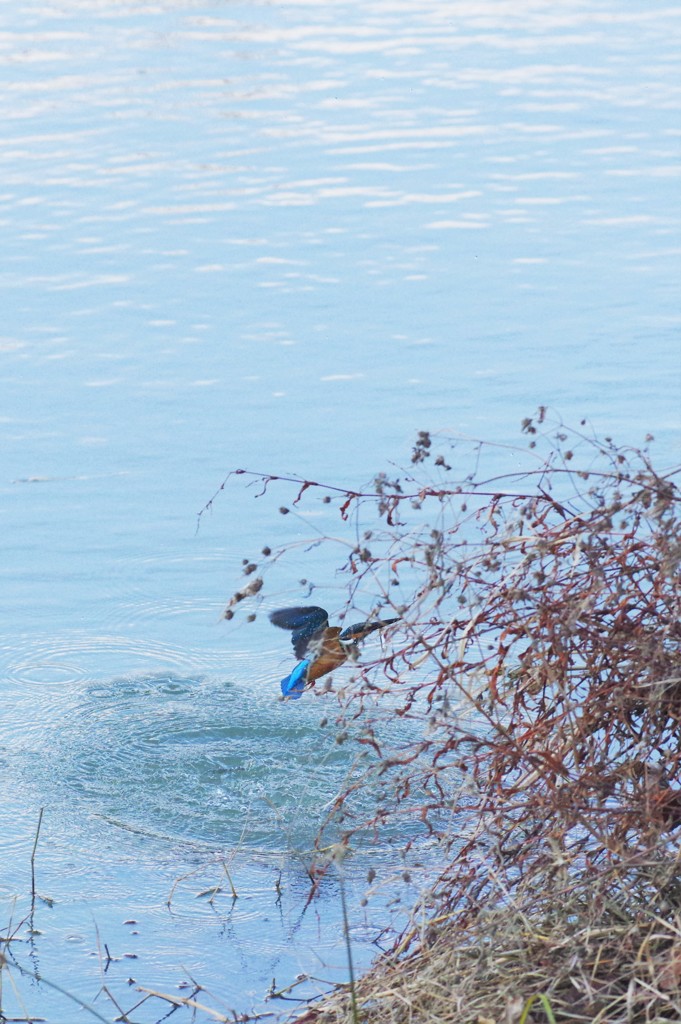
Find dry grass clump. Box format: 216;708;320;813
295;864;681;1024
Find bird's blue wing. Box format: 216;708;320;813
280;659;310;699
269;606;329;659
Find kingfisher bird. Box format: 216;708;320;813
269;605;398;699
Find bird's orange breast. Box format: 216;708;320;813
307;628;348;681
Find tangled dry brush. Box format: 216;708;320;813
228;413;681;1024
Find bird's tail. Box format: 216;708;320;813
280;659;310;699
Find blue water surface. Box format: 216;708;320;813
0;0;679;1020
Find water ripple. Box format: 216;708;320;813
0;632;415;861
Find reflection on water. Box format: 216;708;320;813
0;0;679;1019
1;0;678;467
